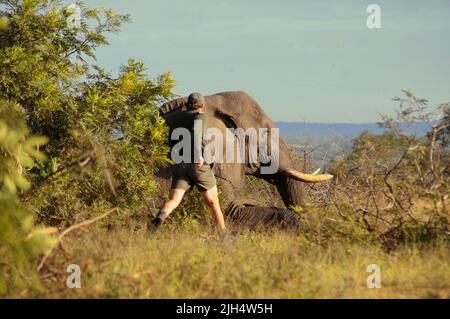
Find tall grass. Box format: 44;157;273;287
33;224;449;299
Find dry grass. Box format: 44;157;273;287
34;224;449;299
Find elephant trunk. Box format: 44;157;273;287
273;173;305;208
262;140;333;209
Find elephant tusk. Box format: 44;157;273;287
281;168;334;183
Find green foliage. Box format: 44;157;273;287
0;0;130;148
0;100;54;296
0;193;56;296
0;100;47;193
0;0;176;295
0;0;175;224
28;60;174;222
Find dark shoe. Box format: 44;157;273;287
148;217;163;232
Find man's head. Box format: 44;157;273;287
187;92;206;111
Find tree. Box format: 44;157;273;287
0;99;55;295
0;0;176;294
1;0;176;221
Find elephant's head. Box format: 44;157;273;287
159;91;333;209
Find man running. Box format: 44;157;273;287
149;93;227;237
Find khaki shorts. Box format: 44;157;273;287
171;163;216;192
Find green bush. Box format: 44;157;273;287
0;100;55;296
1;0;175;224
0;0;176;294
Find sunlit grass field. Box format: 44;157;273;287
36;224;449;299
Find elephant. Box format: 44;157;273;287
156;91;333;230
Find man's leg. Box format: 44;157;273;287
151;188;186;229
200;186;226;236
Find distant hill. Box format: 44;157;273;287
276;122;430;137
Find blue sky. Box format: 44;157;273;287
81;0;450;122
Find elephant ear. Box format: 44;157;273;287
214;108;240;130
210;107;247;188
